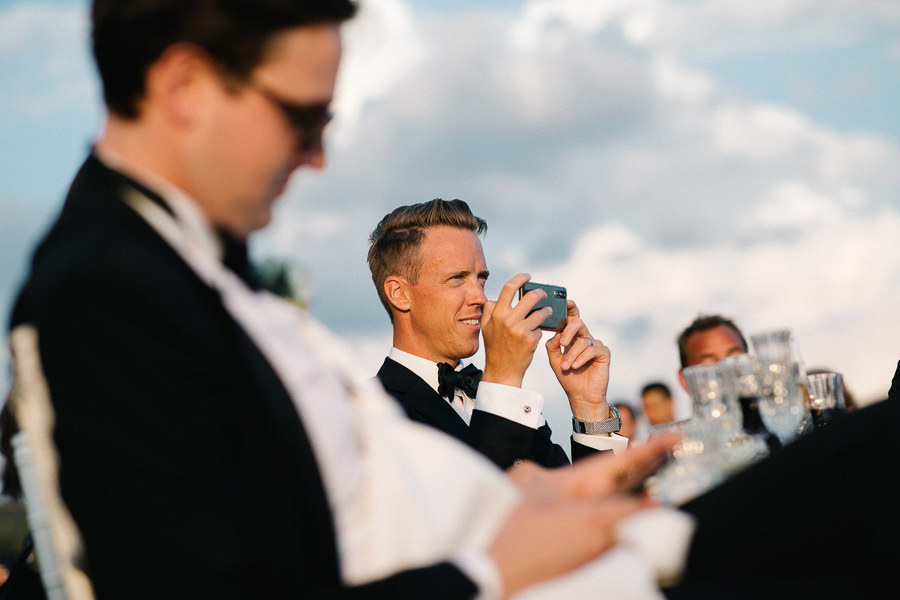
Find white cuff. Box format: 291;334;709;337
614;507;696;587
454;549;504;600
572;432;629;455
474;382;544;429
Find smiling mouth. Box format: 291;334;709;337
461;318;480;327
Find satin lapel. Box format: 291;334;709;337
377;358;471;441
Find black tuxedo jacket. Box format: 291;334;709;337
10;155;476;599
376;358;601;470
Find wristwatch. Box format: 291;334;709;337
572;405;621;435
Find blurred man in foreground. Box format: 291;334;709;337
5;1;679;598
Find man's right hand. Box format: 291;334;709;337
490;434;679;598
480;274;551;388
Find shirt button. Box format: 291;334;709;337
523;405;532;413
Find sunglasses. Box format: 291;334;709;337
250;81;333;154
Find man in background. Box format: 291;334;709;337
676;314;748;389
640;382;676;429
367;199;627;469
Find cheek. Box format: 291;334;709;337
212;109;290;177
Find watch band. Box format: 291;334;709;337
572;404;621;435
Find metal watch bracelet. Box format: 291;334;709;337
572;404;621;435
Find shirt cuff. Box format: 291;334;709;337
454;549;503;600
473;381;544;429
573;432;629;455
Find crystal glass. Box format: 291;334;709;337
681;362;748;472
750;329;811;444
807;372;846;427
717;355;771;463
644;419;724;506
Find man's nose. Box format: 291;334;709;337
291;141;326;170
468;281;487;305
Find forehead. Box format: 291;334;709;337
642;389;670;402
418;226;485;270
253;24;342;102
684;325;746;365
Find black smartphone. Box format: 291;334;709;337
518;282;568;331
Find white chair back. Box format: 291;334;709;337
8;325;95;600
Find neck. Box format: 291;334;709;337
97;113;187;193
391;332;460;368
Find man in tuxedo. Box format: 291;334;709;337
6;1;680;598
367;199;627;470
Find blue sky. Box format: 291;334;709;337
2;0;900;435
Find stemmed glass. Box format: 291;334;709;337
750;329;811;445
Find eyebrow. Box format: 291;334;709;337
446;269;490;281
697;345;745;363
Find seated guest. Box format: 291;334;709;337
367;199;627;469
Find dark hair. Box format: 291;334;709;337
676;314;748;368
367;199;487;321
92;0;357;118
640;381;672;398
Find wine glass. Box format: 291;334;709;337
750;329;811;445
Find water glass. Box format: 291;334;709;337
807;372;846;427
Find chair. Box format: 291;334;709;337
7;325;95;600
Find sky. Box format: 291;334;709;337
2;0;900;447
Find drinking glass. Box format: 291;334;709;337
807;372;846;427
644;419;724;506
681;362;745;471
750;329;812;445
717;354;771;462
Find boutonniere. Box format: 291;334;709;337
252;259;310;309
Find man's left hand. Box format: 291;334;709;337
546;300;611;423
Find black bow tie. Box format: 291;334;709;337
437;363;482;400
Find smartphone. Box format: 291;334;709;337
518;282;568;331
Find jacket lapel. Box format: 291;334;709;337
377;358;471;441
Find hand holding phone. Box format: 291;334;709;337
518;282;568;331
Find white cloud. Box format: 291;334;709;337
645;0;900;58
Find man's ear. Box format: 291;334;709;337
677;369;688;394
145;42;213;127
384;276;411;313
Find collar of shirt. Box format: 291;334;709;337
93;144;225;264
388;347;474;399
